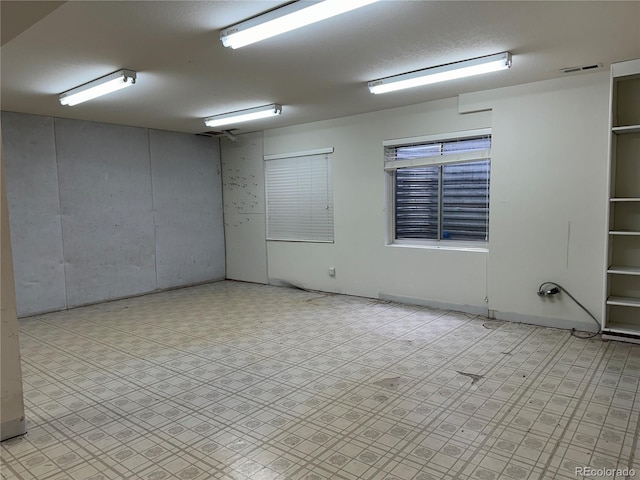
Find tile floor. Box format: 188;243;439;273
1;281;639;480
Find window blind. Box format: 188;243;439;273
265;153;333;242
441;160;490;241
395;166;439;239
385;134;491;170
390;132;491;242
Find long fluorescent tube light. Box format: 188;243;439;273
59;69;136;106
368;52;512;94
204;104;282;128
220;0;379;49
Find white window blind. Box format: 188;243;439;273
265;152;333;242
386;131;491;243
384;129;491;170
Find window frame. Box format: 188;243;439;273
384;129;491;250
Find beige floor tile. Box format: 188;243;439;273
1;281;639;480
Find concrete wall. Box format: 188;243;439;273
2;112;225;316
55;118;158;306
1;132;26;441
150;130;226;289
221;72;609;332
1;114;66;314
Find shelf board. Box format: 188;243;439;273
603;323;640;336
607;296;640;307
604;323;640;333
610;198;640;202
602;327;640;344
608;265;640;276
612;125;640;134
609;230;640;236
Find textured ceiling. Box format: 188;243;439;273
1;1;639;134
0;1;66;46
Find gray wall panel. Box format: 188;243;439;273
1;112;67;316
3;113;226;315
149;130;225;289
55;118;156;307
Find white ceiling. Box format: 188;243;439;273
2;1;639;135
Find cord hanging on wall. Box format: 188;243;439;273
537;281;601;338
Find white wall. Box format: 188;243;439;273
222;72;610;331
221;132;268;284
263;98;492;311
460;74;609;328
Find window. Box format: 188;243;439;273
385;130;491;244
265;149;333;242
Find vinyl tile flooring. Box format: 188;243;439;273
1;281;639;480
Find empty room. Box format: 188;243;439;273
1;1;639;479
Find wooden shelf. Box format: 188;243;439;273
608;265;640;276
603;323;640;335
609;230;640;236
604;60;640;343
602;333;640;344
604;323;640;334
603;324;640;343
612;125;640;134
607;296;640;308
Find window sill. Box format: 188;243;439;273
387;241;488;253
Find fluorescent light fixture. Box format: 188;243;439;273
368;52;512;94
220;0;379;49
204;104;282;128
59;69;136;106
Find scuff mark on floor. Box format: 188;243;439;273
456;371;484;385
482;320;505;330
373;376;402;390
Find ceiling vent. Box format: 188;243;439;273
198;129;239;140
560;63;603;74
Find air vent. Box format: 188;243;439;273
198;129;239;137
560;63;603;74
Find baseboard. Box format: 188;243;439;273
489;309;600;333
377;293;599;334
378;293;489;316
18;278;227;319
1;417;26;442
602;332;640;344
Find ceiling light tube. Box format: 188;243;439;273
220;0;380;49
59;69;136;106
368;52;512;94
204;104;282;128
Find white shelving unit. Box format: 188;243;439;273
603;58;640;344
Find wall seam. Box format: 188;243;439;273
147;129;159;291
219;137;229;280
260;132;270;283
52;117;69;310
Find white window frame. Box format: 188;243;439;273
384;129;491;250
264;147;334;243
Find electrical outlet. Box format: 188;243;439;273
328;267;336;277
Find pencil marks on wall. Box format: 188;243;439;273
221;132;268;284
222;133;264;215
